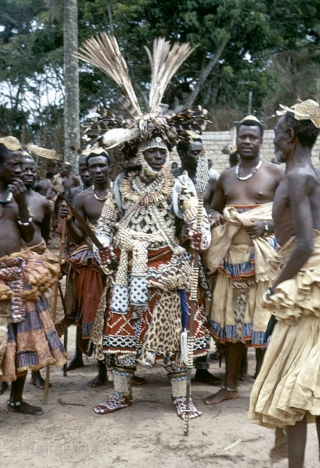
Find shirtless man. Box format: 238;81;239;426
60;148;111;386
0;137;65;414
21;154;52;390
176;138;219;210
60;162;81;192
34;171;55;200
54;162;81;233
204;115;283;405
59;153;92;371
249;100;320;468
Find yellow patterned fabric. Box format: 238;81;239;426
203;203;277;281
249;231;320;427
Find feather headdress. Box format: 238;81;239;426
75;34;208;156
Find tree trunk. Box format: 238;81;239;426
185;20;234;108
64;0;80;168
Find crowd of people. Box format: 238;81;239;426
1;33;320;468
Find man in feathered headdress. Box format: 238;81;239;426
249;99;320;468
76;35;211;419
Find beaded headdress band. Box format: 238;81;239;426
75;35;208;159
276;99;320;128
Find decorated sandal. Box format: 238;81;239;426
174;398;202;420
93;394;132;415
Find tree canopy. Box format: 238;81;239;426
1;0;319;150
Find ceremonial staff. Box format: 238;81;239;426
184;149;209;436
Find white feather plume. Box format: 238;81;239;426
74;34;143;118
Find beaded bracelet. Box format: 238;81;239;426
17;216;33;226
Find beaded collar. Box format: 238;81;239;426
120;171;174;205
235;160;262;181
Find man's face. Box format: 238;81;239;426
59;164;71;177
78;157;92;187
180;141;204;169
143;147;167;171
87;156;109;184
273;116;289;163
22;158;37;188
236;125;262;160
0;150;24;184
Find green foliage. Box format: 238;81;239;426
0;0;320;145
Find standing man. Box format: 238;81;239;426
176;137;219;210
60;162;81;192
60;148;111;386
56;153;93;370
34;171;56;204
53;161;80;234
176;133;221;386
93;136;211;418
66;153;93;203
21;154;53;390
249;100;320;468
0;137;66;414
204;115;283;405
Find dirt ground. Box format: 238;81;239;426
0;236;318;468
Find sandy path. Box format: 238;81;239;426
0;338;318;468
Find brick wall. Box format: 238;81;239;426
171;130;320;173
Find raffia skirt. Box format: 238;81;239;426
249;232;320;427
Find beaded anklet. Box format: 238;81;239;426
221;385;239;392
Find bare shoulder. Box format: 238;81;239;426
74;187;94;206
218;166;235;181
262;160;284;179
287;165;319;183
32;191;50;206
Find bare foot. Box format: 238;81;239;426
88;374;107;388
7;400;43;416
194;369;222;386
204;387;239;405
30;371;51;390
132;375;147;386
67;357;84;371
270;427;287;462
0;381;8;395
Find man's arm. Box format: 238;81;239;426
41;199;52;244
60;193;87;244
208;173;227;226
12;179;39;244
45;181;54;200
203;175;218;210
272;172;314;289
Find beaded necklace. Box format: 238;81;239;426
121;171;174;205
235;160;262;181
92;186;110;201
